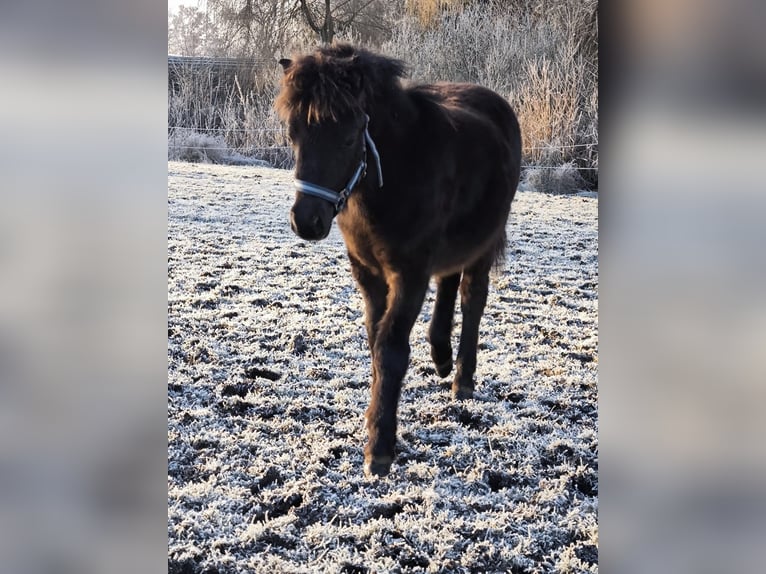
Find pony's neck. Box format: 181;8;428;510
366;89;417;149
361;93;412;191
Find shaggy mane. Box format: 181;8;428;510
275;43;407;124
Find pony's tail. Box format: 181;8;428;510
491;229;508;272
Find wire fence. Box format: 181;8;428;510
168;125;596;149
167;126;598;172
168;126;598;164
168;56;272;68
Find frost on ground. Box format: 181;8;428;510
168;161;598;573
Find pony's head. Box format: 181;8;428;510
275;44;404;240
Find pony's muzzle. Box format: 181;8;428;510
289;203;330;240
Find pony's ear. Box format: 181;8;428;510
278;58;292;73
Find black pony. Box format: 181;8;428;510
276;44;521;477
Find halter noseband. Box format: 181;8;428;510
293;115;383;214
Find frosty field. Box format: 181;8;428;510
168;161;598;573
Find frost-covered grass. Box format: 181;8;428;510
168;161;598;573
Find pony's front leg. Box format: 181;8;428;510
348;255;387;354
364;273;429;477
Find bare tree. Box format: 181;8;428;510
168;6;210;56
189;0;396;58
203;0;302;59
297;0;391;44
211;0;394;50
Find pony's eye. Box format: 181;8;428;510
342;136;356;148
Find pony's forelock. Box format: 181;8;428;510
275;44;406;125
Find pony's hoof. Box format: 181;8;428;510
435;358;453;378
452;383;474;401
364;456;393;478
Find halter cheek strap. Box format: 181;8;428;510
293;115;383;215
364;128;383;189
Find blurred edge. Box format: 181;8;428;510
602;1;766;573
0;1;168;574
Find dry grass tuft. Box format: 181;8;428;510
523;162;587;195
168;131;229;164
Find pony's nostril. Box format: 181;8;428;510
311;215;322;233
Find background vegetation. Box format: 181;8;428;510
168;0;598;192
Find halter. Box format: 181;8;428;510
293;115;383;214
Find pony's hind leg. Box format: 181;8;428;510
428;273;460;377
453;253;493;400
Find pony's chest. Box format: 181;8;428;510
337;210;384;271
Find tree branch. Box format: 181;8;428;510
333;0;355;12
345;0;377;21
299;0;322;33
